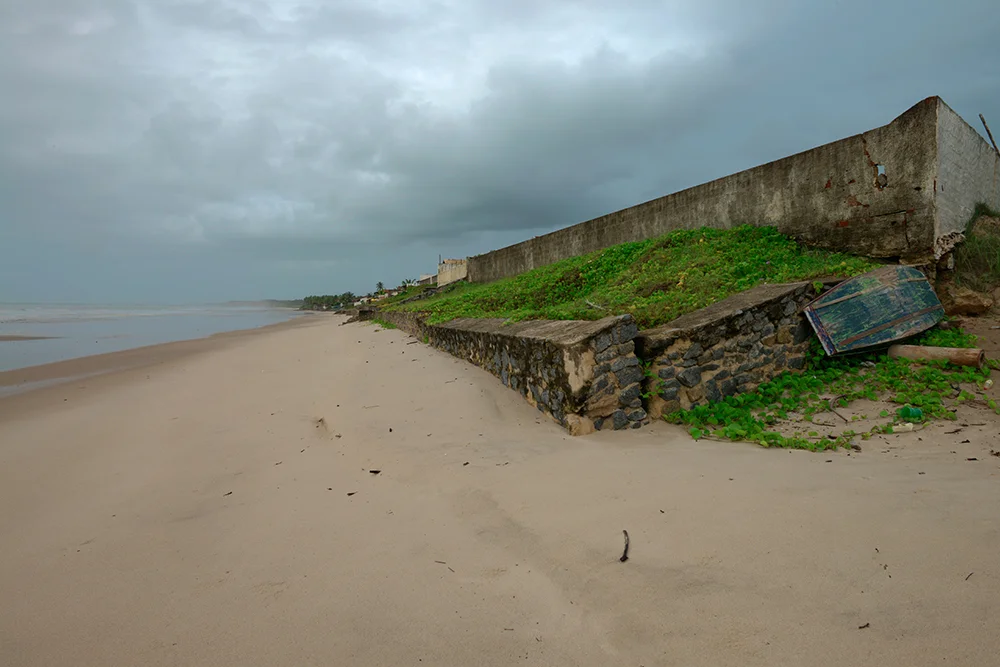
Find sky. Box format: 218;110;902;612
1;0;999;303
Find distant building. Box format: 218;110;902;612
437;259;468;287
417;274;438;286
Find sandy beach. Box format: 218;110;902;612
2;314;999;666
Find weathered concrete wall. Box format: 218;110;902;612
437;259;468;287
468;97;1000;283
936;100;1000;242
636;283;817;420
376;311;648;434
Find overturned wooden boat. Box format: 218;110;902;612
803;265;945;355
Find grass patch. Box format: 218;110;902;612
666;328;996;451
954;203;1000;293
371;318;397;330
390;226;877;329
379;285;431;306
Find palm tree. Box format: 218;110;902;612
376;281;385;293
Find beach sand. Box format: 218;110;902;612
2;314;999;666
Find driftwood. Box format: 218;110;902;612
887;345;986;369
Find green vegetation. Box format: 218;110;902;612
301;293;356;310
954;203;1000;293
379;284;432;306
666;327;996;451
372;318;397;330
390;226;877;329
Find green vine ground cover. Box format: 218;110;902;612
665;327;998;450
390;226;877;329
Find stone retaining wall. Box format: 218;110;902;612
376;310;647;434
636;282;819;420
373;282;834;434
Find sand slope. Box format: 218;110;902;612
2;315;999;666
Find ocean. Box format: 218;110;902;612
0;303;304;373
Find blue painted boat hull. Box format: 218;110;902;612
803;265;944;355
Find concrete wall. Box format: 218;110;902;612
437;259;468;287
637;282;818;420
467;97;1000;283
375;310;647;434
936;100;1000;241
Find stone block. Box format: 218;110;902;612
704;381;722;403
648;396;681;418
788;355;806;370
616;366;644;387
585;390;619;416
657;366;676;380
628;408;647;422
660;385;679;401
685;384;705;402
619;382;642;405
677;367;702;387
595;347;619;363
611;356;640;373
612;410;629;430
593;332;613;353
615;320;639;344
683;343;703;360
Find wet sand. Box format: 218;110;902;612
1;314;999;666
0;315;321;405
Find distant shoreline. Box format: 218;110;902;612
0;335;58;342
0;314;332;404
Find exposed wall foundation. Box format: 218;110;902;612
636;283;819;420
376;311;646;434
375;281;826;435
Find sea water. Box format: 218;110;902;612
0;303;303;372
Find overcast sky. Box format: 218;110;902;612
1;0;998;303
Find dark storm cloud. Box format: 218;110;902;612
1;0;998;301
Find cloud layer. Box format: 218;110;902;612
2;0;998;301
